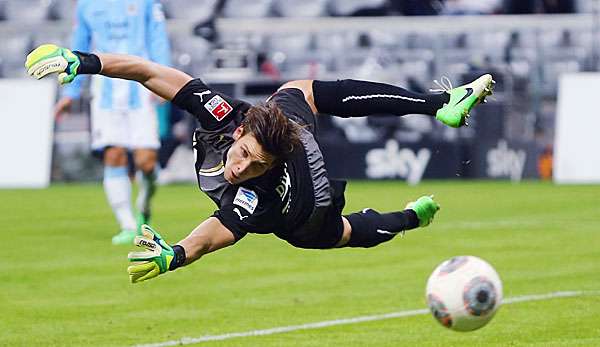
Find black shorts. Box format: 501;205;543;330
278;179;347;249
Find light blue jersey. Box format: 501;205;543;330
63;0;170;110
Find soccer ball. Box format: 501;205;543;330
425;255;503;332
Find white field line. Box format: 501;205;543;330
133;290;600;347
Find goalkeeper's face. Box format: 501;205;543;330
224;129;275;185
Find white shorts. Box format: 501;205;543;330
90;79;160;151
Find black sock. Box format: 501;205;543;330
343;209;420;248
312;79;448;117
72;51;102;74
169;245;186;271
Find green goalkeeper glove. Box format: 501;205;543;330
25;44;81;84
127;224;174;283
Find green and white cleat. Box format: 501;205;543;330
405;195;440;227
111;229;138;245
435;74;494;128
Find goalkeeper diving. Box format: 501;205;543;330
26;44;493;283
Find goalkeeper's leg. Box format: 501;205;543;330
338;196;440;248
312;76;494;128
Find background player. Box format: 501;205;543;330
54;0;171;244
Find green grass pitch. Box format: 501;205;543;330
2;181;599;346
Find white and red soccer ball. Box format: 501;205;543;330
426;255;503;332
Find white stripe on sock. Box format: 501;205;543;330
376;229;398;235
342;94;426;103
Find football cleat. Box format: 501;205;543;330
434;74;494;128
405;195;440;227
111;229;137;245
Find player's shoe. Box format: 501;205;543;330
127;224;174;283
111;229;137;245
435;74;494;128
405;195;440;227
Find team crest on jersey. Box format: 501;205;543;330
127;3;138;15
233;187;258;214
204;95;233;121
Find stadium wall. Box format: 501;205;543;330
321;138;540;184
0;79;55;188
554;73;600;183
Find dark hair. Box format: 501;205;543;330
241;102;301;164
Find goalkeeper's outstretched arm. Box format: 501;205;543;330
25;44;192;101
98;53;192;101
128;218;237;283
178;217;238;265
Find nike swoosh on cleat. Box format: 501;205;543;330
456;87;473;105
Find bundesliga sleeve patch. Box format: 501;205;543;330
233;187;258;214
204;95;233;121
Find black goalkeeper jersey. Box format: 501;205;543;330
171;79;339;245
